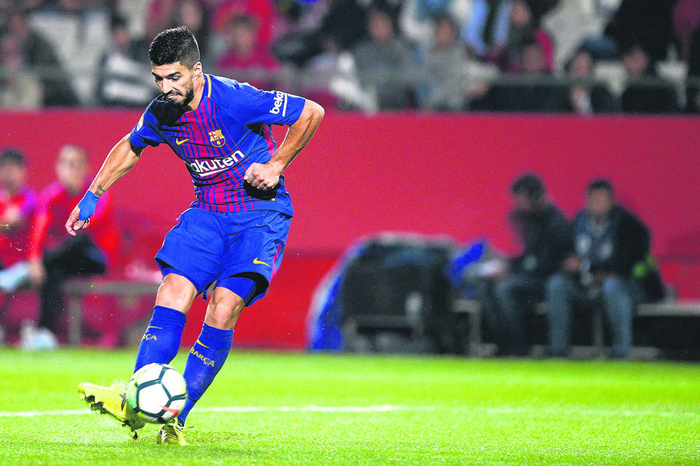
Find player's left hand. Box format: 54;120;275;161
244;162;281;191
65;206;90;236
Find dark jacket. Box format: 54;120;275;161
573;205;649;277
509;203;574;279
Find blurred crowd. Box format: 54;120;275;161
1;0;700;114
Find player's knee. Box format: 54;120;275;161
155;273;198;312
206;291;245;329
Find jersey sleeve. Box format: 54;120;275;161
215;79;306;127
129;107;165;148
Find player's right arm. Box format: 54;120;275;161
65;134;143;235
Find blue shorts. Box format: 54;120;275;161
155;208;291;305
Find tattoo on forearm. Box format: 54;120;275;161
95;186;107;197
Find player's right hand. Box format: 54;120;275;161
65;206;90;236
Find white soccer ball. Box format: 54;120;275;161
126;363;187;424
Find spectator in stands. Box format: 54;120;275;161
492;0;555;75
214;14;280;89
4;9;79;107
460;0;558;63
96;15;157;108
461;0;512;63
272;0;369;68
619;44;680;114
673;0;700;62
0;32;43;109
478;173;573;356
25;1;113;106
579;0;676;63
400;0;470;55
563;48;618;115
210;0;277;47
147;0;211;65
685;25;700;113
471;38;567;112
546;179;664;359
0;148;37;294
418;14;471;111
351;6;417;110
23;145;119;350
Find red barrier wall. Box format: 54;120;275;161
2;110;699;348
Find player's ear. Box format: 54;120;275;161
192;62;203;79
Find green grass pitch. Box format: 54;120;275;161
0;348;698;465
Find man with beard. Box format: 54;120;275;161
69;26;324;445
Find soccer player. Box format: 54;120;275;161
69;26;323;445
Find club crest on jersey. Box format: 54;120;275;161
208;129;225;147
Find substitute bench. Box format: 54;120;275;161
452;297;700;358
63;280;159;346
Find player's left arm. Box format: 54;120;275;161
244;99;324;190
65;134;143;235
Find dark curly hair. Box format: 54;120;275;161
511;173;545;203
0;148;26;167
148;26;200;68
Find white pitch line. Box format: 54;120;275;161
0;409;89;418
195;405;433;413
0;406;427;418
0;405;697;419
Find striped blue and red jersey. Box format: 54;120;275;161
129;74;306;216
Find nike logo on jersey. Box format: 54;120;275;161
176;138;189;145
253;258;270;266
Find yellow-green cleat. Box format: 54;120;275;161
157;418;188;445
77;382;146;439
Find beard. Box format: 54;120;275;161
165;85;195;109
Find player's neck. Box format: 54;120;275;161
184;74;206;112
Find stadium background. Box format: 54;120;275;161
1;110;698;349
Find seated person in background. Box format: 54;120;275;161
97;15;157;108
684;25;700;114
0;32;43;109
23;145;119;350
471;38;567;113
478;173;573;356
214;14;280;90
579;0;676;63
418;14;472;111
0;148;37;293
546;179;664;359
399;0;470;56
460;0;512;63
492;0;555;75
147;0;211;63
563;48;618;115
5;9;79;107
351;6;416;110
619;44;680;114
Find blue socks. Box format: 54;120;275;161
134;306;187;372
177;323;233;425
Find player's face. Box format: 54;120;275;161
152;62;197;108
